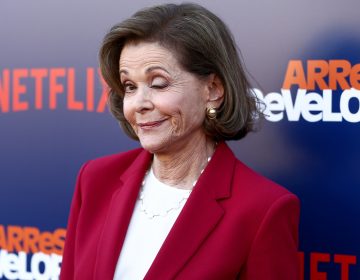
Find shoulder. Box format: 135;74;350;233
212;142;298;207
75;147;146;196
229;153;299;213
236;158;295;197
229;161;300;279
232;158;300;230
81;148;144;178
226;155;300;246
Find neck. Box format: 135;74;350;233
152;134;216;190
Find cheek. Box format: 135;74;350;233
169;101;205;133
181;95;206;119
123;98;135;125
169;117;182;134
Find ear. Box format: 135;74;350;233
206;74;224;109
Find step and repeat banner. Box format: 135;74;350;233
1;0;359;279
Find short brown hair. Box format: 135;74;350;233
99;3;261;141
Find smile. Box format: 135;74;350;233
137;119;167;129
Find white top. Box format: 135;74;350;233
113;168;191;280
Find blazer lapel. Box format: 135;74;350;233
94;149;152;280
144;142;236;279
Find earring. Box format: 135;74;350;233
206;107;217;120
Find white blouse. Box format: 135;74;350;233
113;168;191;280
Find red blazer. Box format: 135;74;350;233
60;142;300;280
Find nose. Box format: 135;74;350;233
134;85;154;113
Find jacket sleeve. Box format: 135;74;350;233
240;193;300;280
60;162;89;280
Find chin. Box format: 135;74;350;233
138;137;174;154
139;140;166;154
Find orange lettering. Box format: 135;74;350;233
0;69;10;113
307;60;329;90
7;226;23;252
39;231;54;254
30;68;48;110
350;64;360;90
49;68;65;110
282;60;307;89
13;69;29;111
329;60;351;90
23;227;40;253
0;225;7;249
53;228;66;255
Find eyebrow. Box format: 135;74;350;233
119;66;170;75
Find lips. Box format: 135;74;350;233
137;119;167;129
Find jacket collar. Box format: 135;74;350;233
93;150;152;279
94;142;236;279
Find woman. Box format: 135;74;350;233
60;3;300;280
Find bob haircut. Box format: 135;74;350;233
99;3;260;141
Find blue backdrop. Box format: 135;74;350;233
1;0;359;279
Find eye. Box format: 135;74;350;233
123;82;137;93
151;77;169;89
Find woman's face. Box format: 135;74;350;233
120;41;210;154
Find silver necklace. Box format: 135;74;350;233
138;156;212;219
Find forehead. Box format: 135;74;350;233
119;41;180;72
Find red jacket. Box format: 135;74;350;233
60;142;300;279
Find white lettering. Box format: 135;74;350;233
323;90;342;121
18;251;32;279
282;89;306;121
252;88;360;123
302;92;323;122
264;91;285;122
4;252;19;279
0;249;62;280
340;88;360;122
31;252;51;280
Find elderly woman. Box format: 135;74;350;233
60;3;300;280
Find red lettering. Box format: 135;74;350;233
334;254;357;280
67;68;84;110
0;67;114;113
30;68;48;110
97;70;108;113
86;67;95;111
298;251;305;280
49;68;65;110
0;69;10;113
13;69;29;111
311;252;330;280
